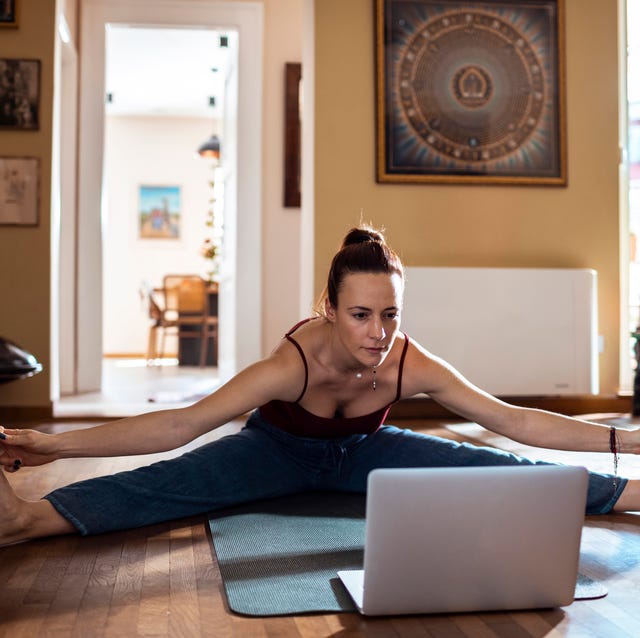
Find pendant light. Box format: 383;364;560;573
197;134;221;160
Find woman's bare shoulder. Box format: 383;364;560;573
399;336;453;397
198;342;310;412
270;317;327;355
249;322;328;403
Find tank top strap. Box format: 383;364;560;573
393;333;410;402
286;317;315;336
284;318;314;403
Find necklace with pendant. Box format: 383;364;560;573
355;368;377;390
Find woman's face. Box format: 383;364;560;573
326;271;404;369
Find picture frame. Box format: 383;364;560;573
0;157;40;226
139;185;181;239
0;0;17;27
284;62;302;207
0;58;40;130
375;0;566;185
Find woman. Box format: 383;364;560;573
1;226;639;545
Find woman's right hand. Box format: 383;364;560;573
0;427;60;471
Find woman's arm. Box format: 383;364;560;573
0;346;306;468
403;342;640;455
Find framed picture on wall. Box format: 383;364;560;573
0;0;17;27
0;157;39;226
0;58;40;129
284;62;302;207
375;0;567;185
139;185;181;239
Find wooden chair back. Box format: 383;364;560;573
163;275;207;316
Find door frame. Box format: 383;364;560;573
71;0;263;391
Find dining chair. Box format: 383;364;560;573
139;281;178;364
162;274;218;367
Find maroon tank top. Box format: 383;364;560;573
258;319;410;438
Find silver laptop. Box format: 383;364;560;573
338;465;588;616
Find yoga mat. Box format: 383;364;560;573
208;492;364;616
208;492;606;617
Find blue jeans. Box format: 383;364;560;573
45;410;626;535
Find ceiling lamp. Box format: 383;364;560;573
197;134;221;160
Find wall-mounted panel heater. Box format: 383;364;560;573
401;267;599;396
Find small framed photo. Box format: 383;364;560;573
0;0;17;27
0;58;40;130
376;0;566;185
0;157;40;226
139;185;181;239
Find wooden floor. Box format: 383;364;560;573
1;419;640;637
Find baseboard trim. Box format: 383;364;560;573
103;353;178;359
0;404;54;424
388;395;632;420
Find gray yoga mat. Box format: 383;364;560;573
207;492;606;617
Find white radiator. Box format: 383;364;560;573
401;267;599;396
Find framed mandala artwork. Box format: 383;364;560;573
375;0;566;185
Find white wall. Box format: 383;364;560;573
102;114;217;355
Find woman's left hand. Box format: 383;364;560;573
0;426;60;472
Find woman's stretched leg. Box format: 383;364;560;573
2;412;315;541
45;418;317;535
336;426;628;515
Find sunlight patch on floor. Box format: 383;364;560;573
54;358;220;418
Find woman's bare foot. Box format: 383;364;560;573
0;470;75;546
0;468;33;544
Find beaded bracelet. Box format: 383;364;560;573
609;425;620;489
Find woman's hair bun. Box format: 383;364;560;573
342;226;385;248
313;224;403;315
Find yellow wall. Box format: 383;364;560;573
314;0;621;395
0;0;56;409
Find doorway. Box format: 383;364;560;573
54;0;264;415
82;25;228;413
